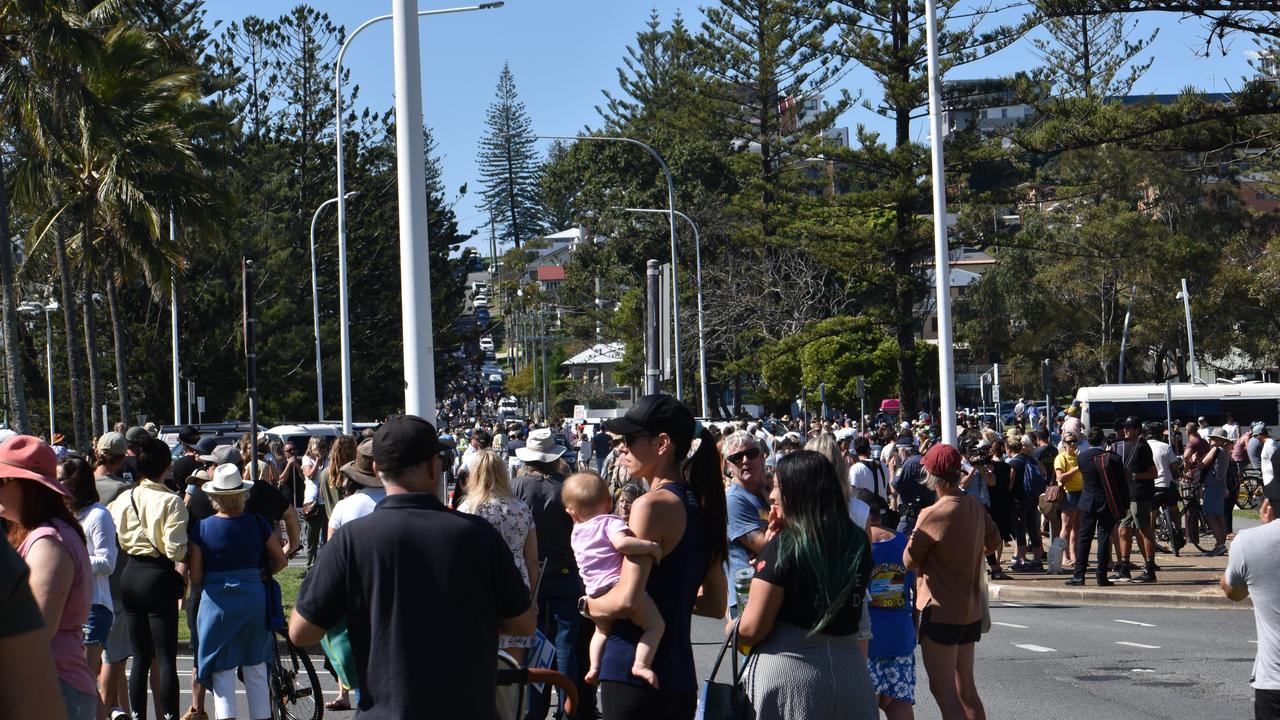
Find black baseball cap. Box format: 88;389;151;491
603;394;695;445
125;426;149;445
373;415;442;472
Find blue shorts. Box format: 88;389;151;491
868;655;916;704
82;604;113;647
1064;491;1082;511
1202;482;1226;517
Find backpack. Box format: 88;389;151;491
1021;455;1047;498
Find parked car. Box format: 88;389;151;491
479;336;495;352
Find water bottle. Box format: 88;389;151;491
734;567;754;606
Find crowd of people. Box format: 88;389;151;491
3;391;1275;720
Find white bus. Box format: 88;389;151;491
1073;383;1280;431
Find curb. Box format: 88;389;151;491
988;582;1251;610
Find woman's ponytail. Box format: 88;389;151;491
683;426;728;564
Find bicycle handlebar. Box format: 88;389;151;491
496;667;579;717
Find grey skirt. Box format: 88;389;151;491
743;621;878;720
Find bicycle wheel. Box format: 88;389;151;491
273;631;322;720
1237;475;1260;510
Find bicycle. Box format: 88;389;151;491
1178;480;1211;553
270;629;322;720
1237;468;1263;510
1154;491;1185;557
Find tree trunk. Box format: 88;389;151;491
52;193;89;452
82;279;103;438
0;154;28;432
105;276;130;426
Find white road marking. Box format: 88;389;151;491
997;602;1024;607
991;621;1028;629
1132;668;1155;673
1115;641;1161;649
1014;643;1057;653
1250;640;1259;644
1114;619;1156;627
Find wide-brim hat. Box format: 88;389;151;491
516;427;567;463
0;435;67;498
201;463;252;495
1208;429;1232;443
341;439;381;487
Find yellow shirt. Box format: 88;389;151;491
108;479;188;562
1054;451;1082;492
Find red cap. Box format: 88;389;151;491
0;435;67;497
922;443;962;480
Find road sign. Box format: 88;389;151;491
197;396;206;414
857;377;866;399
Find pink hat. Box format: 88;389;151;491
0;435;68;498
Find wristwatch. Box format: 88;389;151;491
577;595;591;619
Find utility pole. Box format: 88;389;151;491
243;259;259;484
540;305;548;420
645;260;660;395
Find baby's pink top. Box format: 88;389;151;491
19;518;95;695
570;513;631;597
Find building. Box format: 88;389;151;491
561;342;631;401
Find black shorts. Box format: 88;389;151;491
1257;688;1280;720
919;605;982;646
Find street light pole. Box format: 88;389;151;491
309;192;357;422
923;0;957;445
335;2;504;433
1178;278;1199;383
170;211;180;427
531;134;683;401
622;207;709;417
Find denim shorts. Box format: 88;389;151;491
1202;482;1226;517
82;603;113;647
1063;491;1082;511
61;679;97;720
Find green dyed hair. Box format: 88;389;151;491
774;450;871;634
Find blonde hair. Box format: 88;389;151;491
467;451;513;506
210;491;247;515
925;470;960;492
805;433;846;485
561;471;610;514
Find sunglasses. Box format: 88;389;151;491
1065;440;1077;445
727;447;762;464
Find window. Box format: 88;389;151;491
1001;108;1008;118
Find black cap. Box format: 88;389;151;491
177;425;201;446
1120;416;1142;429
194;437;219;455
373;415;441;472
125;426;149;444
603;394;695;445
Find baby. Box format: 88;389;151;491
563;471;665;687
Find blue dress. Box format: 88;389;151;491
193;513;271;685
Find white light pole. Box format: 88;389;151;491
622;207;709;417
309;192;358;422
19;300;58;442
1177;278;1199;383
530;133;683;401
335;2;503;434
923;0;957;445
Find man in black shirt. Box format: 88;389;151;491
290;415;534;719
1112;417;1159;583
1067;426;1130;587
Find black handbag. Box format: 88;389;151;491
696;618;756;720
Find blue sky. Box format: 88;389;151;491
205;1;1263;252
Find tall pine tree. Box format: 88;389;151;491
478;63;544;248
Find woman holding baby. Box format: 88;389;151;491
581;394;728;719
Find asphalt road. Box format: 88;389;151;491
138;601;1259;719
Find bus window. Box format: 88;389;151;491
1222;399;1280;427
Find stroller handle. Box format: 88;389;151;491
495;667;579;717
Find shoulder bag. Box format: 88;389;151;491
696;618;756;720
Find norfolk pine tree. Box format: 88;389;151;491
478;63;544;249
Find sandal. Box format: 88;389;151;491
989;570;1013;580
325;699;353;711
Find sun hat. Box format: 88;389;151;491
1208;428;1231;443
516;427;568;463
199;444;243;468
51;432;66;446
189;468;211;484
340;440;381;488
202;463;252;495
372;414;442;472
0;435;68;498
96;431;128;458
922;443;962;481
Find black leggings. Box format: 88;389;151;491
121;554;183;719
599;681;696;720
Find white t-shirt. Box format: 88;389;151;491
328;487;388;533
1148;439;1176;489
1225;520;1280;689
850;458;889;500
1264;439;1280;493
1223;422;1240;441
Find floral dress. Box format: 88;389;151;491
458;495;534;649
